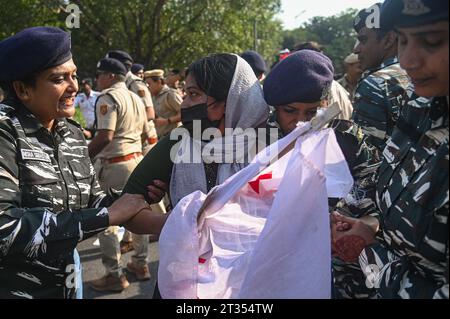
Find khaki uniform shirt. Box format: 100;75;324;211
95;82;149;159
126;72;157;141
154;85;182;137
329;80;354;121
337;74;357;102
126;72;153;108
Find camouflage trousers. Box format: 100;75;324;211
333;258;378;299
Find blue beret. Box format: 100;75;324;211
381;0;449;30
353;3;383;32
131;63;144;74
106;50;133;69
264;50;334;105
97;58;127;76
0;26;72;82
240;50;267;75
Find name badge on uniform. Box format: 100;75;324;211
21;149;51;163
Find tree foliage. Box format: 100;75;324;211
0;0;282;78
281;9;358;75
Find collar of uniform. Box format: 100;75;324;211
157;85;170;97
9;100;73;137
126;71;142;84
379;56;398;69
53;118;72;138
78;91;96;99
109;81;128;90
363;56;399;78
125;71;133;86
13;101;47;134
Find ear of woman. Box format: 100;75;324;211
12;81;31;101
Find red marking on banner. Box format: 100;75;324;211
248;172;273;194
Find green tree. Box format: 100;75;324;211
0;0;64;39
281;9;358;75
1;0;283;79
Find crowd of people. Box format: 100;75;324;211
0;0;448;299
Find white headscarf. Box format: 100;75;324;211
169;55;269;206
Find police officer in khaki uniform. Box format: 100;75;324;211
106;51;166;255
88;58;151;291
106;50;158;152
131;63;145;80
145;69;182;138
337;53;363;101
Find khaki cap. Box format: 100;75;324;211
344;53;359;64
144;69;164;78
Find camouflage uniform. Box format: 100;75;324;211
326;120;384;299
0;101;112;299
352;57;410;152
266;116;381;218
358;91;449;299
266;113;384;297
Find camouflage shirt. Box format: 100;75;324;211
0;101;112;299
329;119;381;218
352;57;410;152
359;91;449;299
266;115;381;217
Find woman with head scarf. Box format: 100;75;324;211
0;27;151;298
124;52;269;213
122;53;269;297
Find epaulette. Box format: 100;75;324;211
0;103;16;117
66;117;83;129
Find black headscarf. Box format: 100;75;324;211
186;53;238;102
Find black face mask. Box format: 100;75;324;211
181;102;223;138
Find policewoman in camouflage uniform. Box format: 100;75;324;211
352;3;411;152
263;50;382;299
332;0;448;299
0;27;150;299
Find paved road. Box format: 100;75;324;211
77;236;159;299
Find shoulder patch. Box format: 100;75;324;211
138;89;146;97
100;104;108;115
66;118;82;128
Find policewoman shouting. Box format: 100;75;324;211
0;27;151;299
